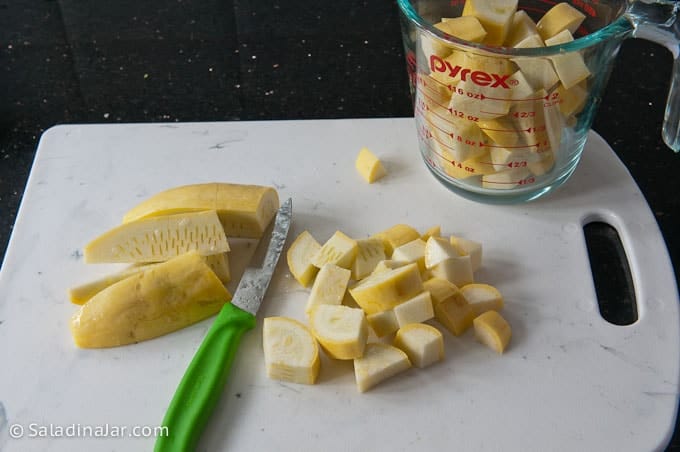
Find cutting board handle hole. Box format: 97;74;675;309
583;221;638;325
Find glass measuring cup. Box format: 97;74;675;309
397;0;680;203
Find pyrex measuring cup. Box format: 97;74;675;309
397;0;680;203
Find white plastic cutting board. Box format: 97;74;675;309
0;118;678;452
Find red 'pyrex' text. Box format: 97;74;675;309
429;55;511;89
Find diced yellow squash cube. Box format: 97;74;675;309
69;253;231;305
372;224;421;256
462;0;518;46
423;277;460;305
544;30;591;89
84;210;230;263
528;150;556;176
306;263;351;315
435;16;487;43
309;305;368;360
433;285;475;336
393;291;434;327
473;310;512;354
536;2;586;41
510;89;562;159
426;110;487;163
391;238;427;273
424;236;459;269
421;225;441;241
352;237;386;280
478;116;522;148
510;69;538;101
514;33;545;49
355;147;387;183
393;323;444;368
366;310;399;337
419;29;454;61
371;259;410;276
353;343;411;392
504;10;539;47
287;230;322;287
263;316;320;385
430;255;474;287
70;251;231;348
460;283;504;316
311;230;358;269
555;81;588;117
349;263;424;315
511;56;559;91
342;288;361;309
122;183;279;239
450;235;483;272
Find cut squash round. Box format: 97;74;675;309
305;263;351;315
353;343;411;392
287;230;322;287
372;224;421;256
310;230;358;270
349;263;424;315
309;305;368;360
263;316;320;385
355;147;387;183
366;310;399;338
393;291;434;327
352;237;386;280
460;283;504;317
393;323;444;368
473;310;511;354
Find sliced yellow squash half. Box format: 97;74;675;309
84;210;230;263
122;183;279;238
70;251;231;348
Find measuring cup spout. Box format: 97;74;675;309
628;0;680;152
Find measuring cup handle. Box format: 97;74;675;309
629;1;680;152
662;56;680;152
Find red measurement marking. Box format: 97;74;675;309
485;175;536;185
480;141;539;149
417;130;481;176
416;89;449;112
416;128;452;162
525;125;547;133
418;74;452;91
417;110;456;137
415;103;450;127
480;110;507;117
478;126;516;133
415;95;481;127
416;122;478;154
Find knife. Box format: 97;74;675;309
154;198;292;452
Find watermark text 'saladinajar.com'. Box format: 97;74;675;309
8;422;168;440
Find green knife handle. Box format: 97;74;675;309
154;302;256;452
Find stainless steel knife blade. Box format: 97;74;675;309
231;197;292;315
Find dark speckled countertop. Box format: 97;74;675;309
1;0;679;449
